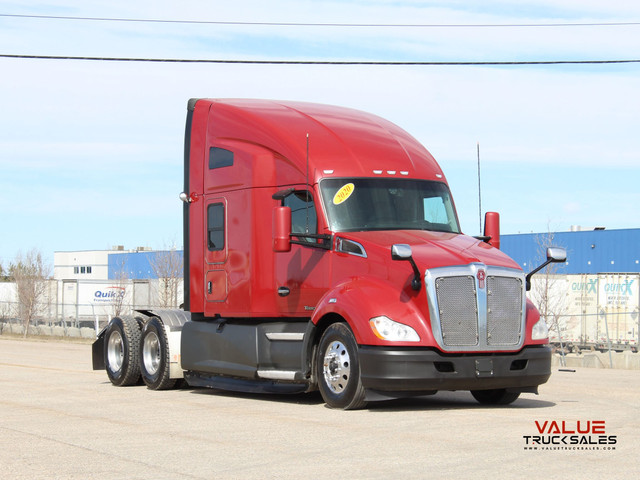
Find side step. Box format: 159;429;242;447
184;371;308;394
257;370;298;380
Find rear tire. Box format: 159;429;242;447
316;323;367;410
140;317;176;390
104;316;141;386
471;389;520;405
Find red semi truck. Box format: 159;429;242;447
93;98;565;409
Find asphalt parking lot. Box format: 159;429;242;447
1;337;637;480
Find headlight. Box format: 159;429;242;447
369;316;420;342
532;318;549;341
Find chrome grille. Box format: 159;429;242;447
427;265;525;352
435;276;478;346
486;276;523;346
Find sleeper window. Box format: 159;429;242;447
207;203;225;251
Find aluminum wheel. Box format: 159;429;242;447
322;340;351;394
103;316;141;386
139;317;176;390
106;330;124;373
142;331;161;376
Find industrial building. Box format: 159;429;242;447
43;247;184;327
501;227;640;275
53;246;183;281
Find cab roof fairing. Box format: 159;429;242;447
199;98;446;184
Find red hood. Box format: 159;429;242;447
341;230;521;271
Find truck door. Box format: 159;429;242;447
204;198;227;304
275;189;328;315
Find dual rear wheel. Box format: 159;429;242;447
139;318;176;390
104;316;175;390
105;316;141;386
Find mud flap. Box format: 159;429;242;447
92;330;106;370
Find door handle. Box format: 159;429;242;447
208;281;212;294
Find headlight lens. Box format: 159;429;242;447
369;316;420;342
532;318;549;341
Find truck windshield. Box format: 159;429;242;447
320;178;460;233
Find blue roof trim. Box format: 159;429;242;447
108;251;184;280
501;228;640;275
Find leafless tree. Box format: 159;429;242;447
111;256;129;318
528;232;570;354
0;262;14;333
0;262;8;282
150;249;183;308
10;249;50;338
0;296;14;334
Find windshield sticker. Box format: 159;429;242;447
333;183;355;205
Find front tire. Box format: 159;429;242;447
140;317;176;390
104;316;141;386
471;389;520;405
316;323;367;410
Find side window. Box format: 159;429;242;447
207;203;225;251
209;147;234;169
423;197;448;224
284;191;317;239
423;196;455;232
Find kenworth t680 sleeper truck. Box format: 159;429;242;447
93;98;565;409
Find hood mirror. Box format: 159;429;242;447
525;247;567;291
391;244;422;291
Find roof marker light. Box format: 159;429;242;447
400;171;409;175
387;170;396;175
435;173;443;178
373;170;383;175
323;169;334;174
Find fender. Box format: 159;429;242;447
524;298;548;345
311;275;436;347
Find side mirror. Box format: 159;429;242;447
525;246;567;291
391;244;421;291
546;247;567;263
391;244;413;260
273;206;292;252
483;212;500;249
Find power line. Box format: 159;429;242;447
2;54;639;66
2;13;640;28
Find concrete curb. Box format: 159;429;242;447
553;351;640;370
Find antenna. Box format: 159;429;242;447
477;141;482;233
305;133;310;234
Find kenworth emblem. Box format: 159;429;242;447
477;269;486;289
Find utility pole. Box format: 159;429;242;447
477;142;482;233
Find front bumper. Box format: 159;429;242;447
358;345;551;395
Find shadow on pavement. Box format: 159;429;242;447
187;387;556;411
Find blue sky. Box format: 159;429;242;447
1;0;639;267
